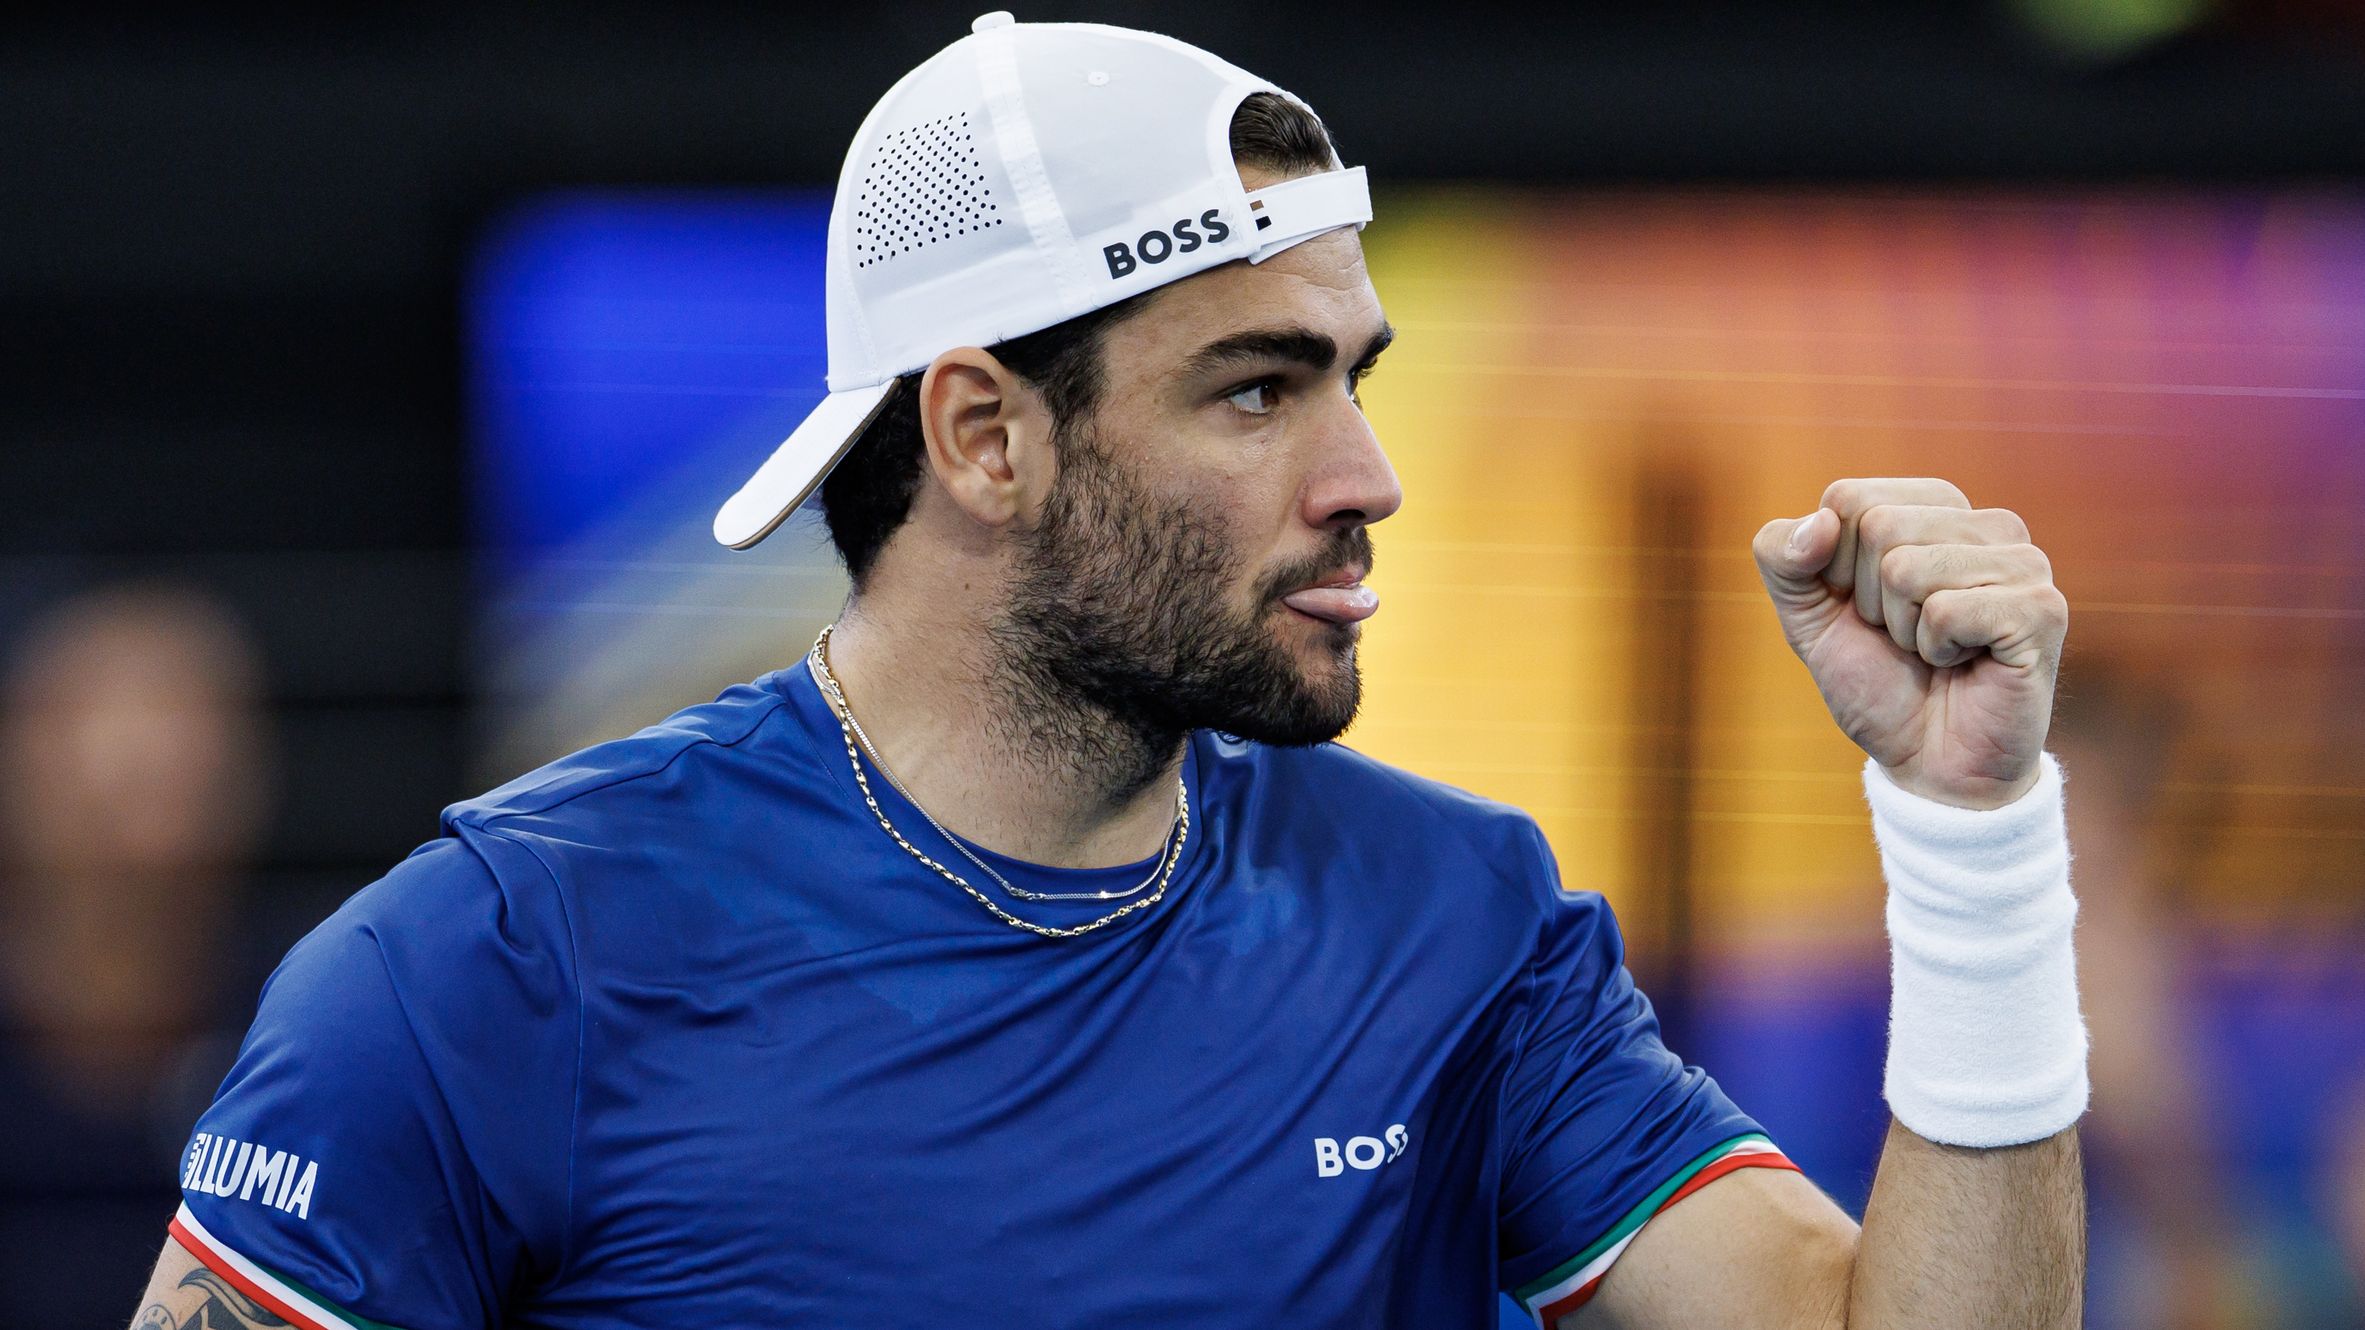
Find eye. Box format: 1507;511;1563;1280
1225;381;1278;415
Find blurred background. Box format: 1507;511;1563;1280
8;2;2364;1326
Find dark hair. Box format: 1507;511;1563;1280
819;91;1339;586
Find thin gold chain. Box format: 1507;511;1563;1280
806;624;1189;940
812;650;1180;903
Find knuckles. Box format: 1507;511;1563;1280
2034;582;2070;629
1770;480;2068;676
1877;541;1925;588
1873;540;2055;595
1766;482;2062;612
1917;587;1965;633
1821;476;1970;514
1855;504;1898;548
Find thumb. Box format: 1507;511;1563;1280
1751;508;1840;613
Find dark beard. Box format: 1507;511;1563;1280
991;423;1374;804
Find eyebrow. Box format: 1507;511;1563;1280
1181;322;1396;379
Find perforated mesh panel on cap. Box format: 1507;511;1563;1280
851;110;1007;269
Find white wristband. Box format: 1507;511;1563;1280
1866;753;2087;1148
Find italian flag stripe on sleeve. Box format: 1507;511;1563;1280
1510;1134;1799;1327
169;1203;399;1330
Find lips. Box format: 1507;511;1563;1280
1279;569;1379;625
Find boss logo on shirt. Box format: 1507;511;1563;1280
182;1132;319;1219
1314;1123;1409;1177
1102;208;1233;278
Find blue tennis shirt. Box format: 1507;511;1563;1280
174;663;1787;1328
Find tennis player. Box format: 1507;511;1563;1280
131;14;2085;1329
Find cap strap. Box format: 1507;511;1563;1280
1244;165;1372;264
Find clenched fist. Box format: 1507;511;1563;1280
1753;478;2068;810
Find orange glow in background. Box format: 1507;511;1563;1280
1348;187;2365;965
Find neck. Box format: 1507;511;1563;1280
817;602;1186;870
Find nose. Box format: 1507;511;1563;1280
1301;394;1403;531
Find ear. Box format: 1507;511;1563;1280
917;347;1052;528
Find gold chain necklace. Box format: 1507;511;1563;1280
805;624;1190;940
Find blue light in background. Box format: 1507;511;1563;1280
467;191;836;567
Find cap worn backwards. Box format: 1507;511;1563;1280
711;11;1373;551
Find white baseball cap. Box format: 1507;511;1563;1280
711;10;1372;549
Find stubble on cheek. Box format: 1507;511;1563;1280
1004;419;1372;747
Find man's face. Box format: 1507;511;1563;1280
1000;205;1401;749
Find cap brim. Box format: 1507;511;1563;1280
712;380;900;550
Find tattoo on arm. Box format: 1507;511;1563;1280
138;1267;292;1330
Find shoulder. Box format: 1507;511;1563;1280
443;676;798;835
276;831;575;1023
1209;734;1569;911
1252;737;1535;835
287;677;809;1004
206;839;581;1301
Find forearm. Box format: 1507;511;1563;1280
1687;484;2090;1330
1848;1119;2084;1328
130;1233;294;1330
1850;754;2088;1326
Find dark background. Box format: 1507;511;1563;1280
6;3;2364;1319
10;1;2364;931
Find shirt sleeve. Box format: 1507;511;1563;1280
171;828;580;1330
1493;818;1798;1326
